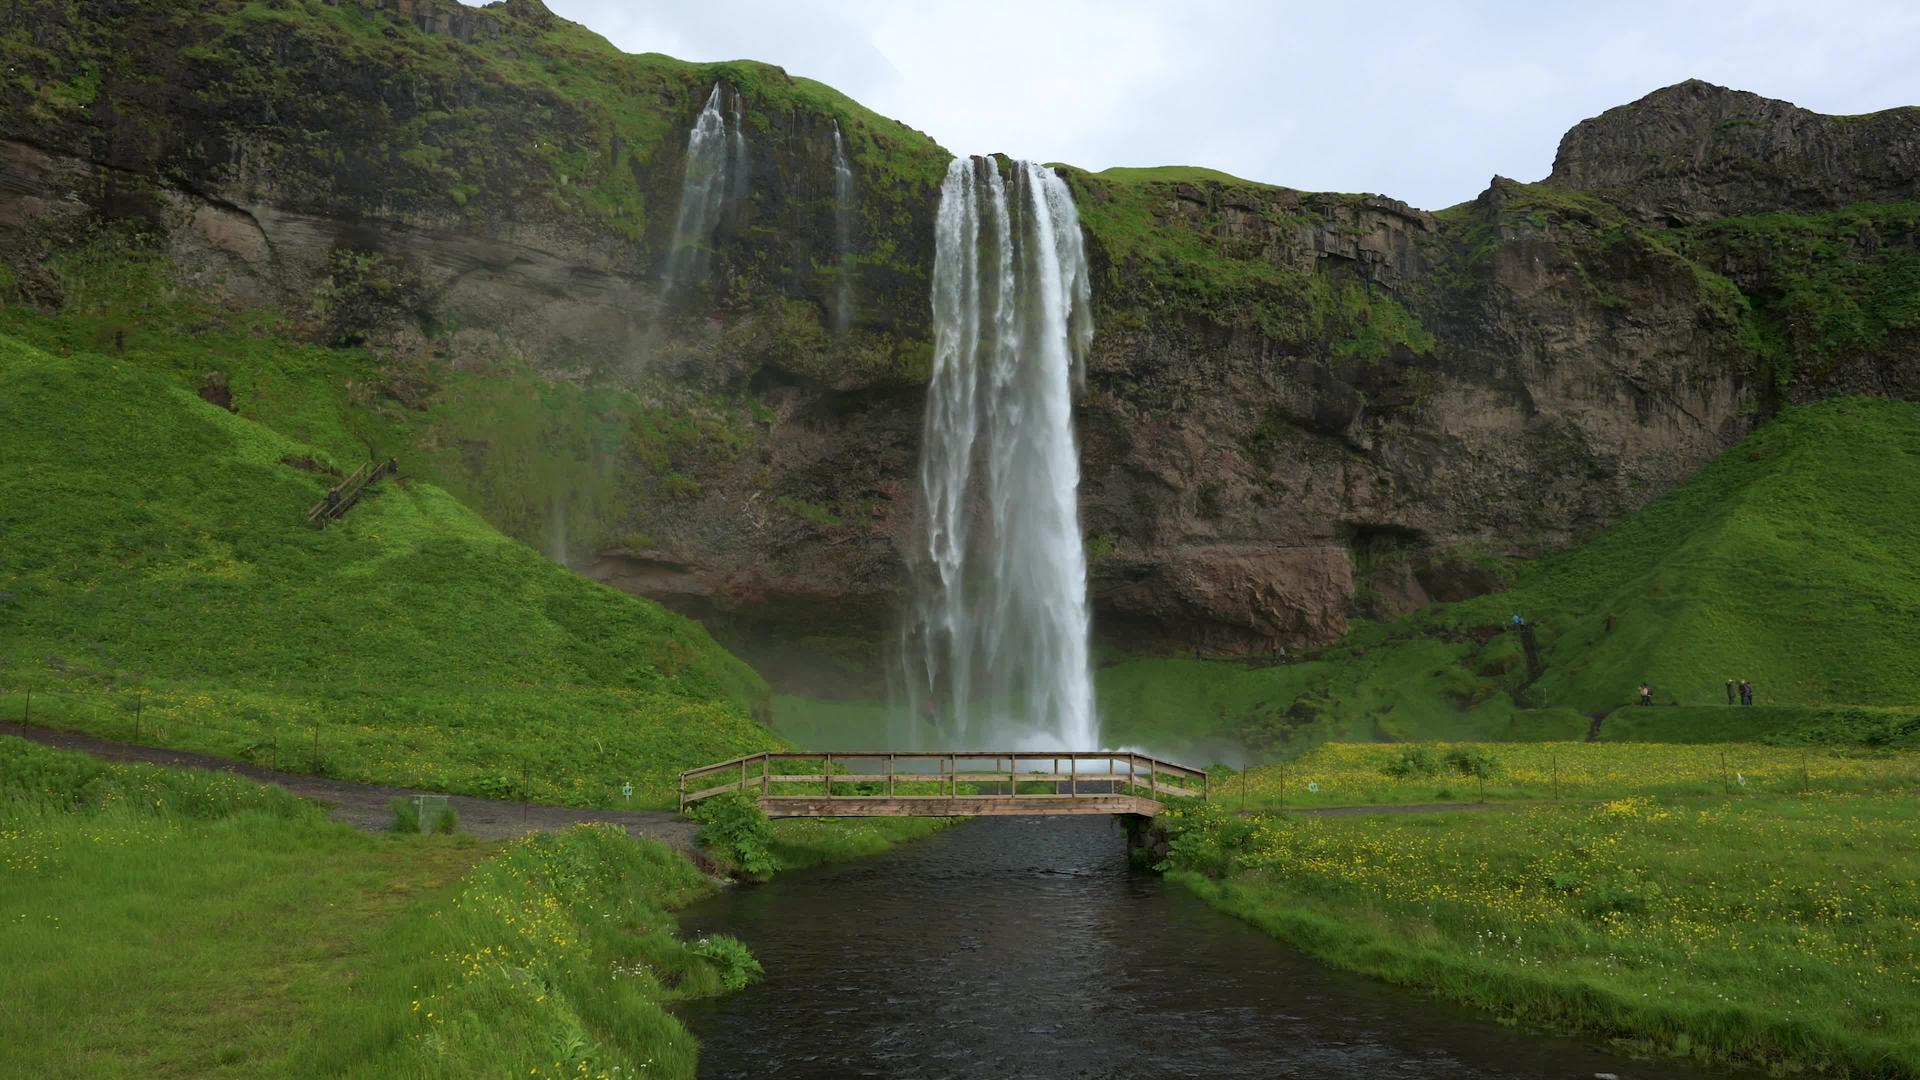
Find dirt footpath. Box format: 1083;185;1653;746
0;722;699;850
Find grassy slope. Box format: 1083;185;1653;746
0;736;753;1080
0;238;781;579
1160;791;1920;1076
0;329;782;807
1098;397;1920;763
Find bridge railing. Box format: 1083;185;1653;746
678;751;1209;813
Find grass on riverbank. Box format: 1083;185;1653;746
0;331;783;808
0;735;768;1079
768;817;959;871
1158;791;1920;1076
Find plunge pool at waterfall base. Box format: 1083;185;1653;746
677;816;1748;1080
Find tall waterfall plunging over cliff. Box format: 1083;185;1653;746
830;121;854;334
662;83;747;297
898;157;1097;750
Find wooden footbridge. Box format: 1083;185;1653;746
678;751;1208;818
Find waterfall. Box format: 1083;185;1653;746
898;157;1097;751
727;89;751;206
830;121;854;334
662;82;747;299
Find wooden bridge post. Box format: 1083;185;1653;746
888;753;895;797
763;752;771;797
1070;755;1077;797
678;771;686;814
1148;757;1156;798
740;757;747;795
824;753;832;800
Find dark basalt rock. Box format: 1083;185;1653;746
1546;79;1920;224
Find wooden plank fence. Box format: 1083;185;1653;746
305;459;396;525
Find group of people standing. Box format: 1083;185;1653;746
1727;678;1755;706
1634;678;1755;706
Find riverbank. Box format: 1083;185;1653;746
1155;792;1920;1076
0;736;951;1078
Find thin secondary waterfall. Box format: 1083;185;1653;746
898;157;1096;751
727;89;750;205
830;120;854;334
662;82;747;298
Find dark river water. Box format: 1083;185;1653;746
677;816;1733;1080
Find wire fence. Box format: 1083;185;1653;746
1221;739;1920;811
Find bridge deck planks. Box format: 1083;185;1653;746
758;794;1167;818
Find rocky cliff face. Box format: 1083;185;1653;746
2;4;1915;693
1547;79;1920;225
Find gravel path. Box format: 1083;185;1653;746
4;722;1514;841
0;722;699;849
1288;801;1514;817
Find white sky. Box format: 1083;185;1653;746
547;0;1920;211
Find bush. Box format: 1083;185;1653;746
689;933;764;990
1444;747;1499;778
1154;798;1259;878
687;792;776;879
1383;745;1442;778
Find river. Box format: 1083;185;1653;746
678;815;1735;1079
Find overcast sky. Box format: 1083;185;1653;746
548;0;1920;211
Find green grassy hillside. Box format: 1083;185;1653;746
1100;396;1920;763
0;329;780;806
0;735;756;1079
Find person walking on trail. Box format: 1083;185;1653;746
1638;682;1654;707
1740;679;1754;706
1726;679;1737;706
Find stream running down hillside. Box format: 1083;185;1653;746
898;159;1098;751
679;817;1736;1080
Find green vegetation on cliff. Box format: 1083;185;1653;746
1062;166;1437;358
1101;396;1920;763
1;0;945;240
0;324;782;806
1677;200;1920;386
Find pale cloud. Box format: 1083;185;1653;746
546;0;1920;210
